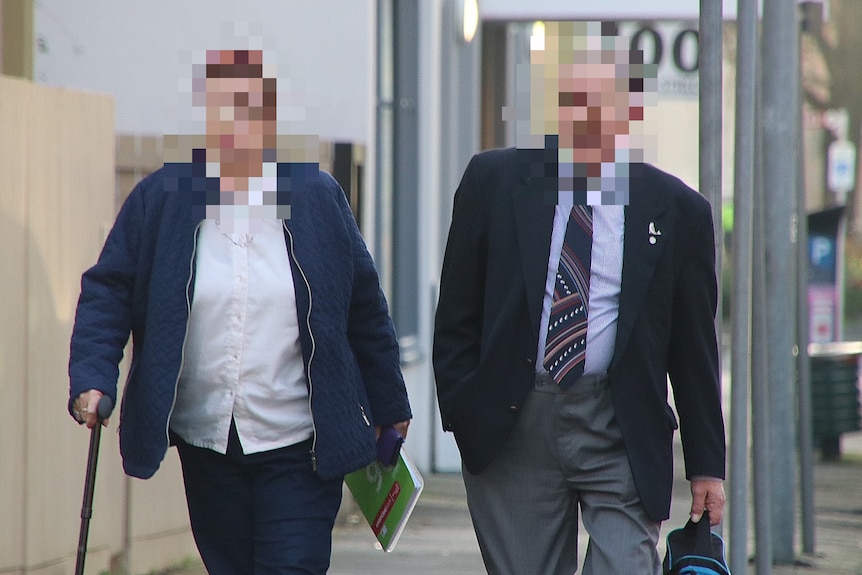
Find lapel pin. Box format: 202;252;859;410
649;222;662;244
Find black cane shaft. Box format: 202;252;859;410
74;395;112;575
75;423;101;575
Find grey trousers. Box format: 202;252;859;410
462;374;661;575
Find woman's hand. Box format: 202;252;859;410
375;419;411;440
73;389;108;429
390;419;410;440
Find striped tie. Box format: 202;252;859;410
544;205;593;389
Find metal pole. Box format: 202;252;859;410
761;0;800;563
752;80;774;574
728;0;757;572
796;57;816;556
375;0;396;299
794;2;815;554
700;0;723;330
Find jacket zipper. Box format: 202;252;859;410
165;221;202;450
283;221;319;470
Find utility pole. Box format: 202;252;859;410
752;91;775;572
761;0;801;563
728;0;757;571
700;0;723;324
797;3;823;556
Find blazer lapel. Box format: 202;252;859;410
609;169;669;370
513;175;555;335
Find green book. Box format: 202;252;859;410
344;449;424;552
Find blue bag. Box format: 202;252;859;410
663;518;731;575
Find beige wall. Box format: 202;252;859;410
0;75;196;575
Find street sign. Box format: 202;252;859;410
827;139;856;196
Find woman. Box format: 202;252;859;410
69;49;411;574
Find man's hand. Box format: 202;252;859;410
690;478;725;526
73;389;108;429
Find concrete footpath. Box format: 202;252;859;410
327;437;862;575
172;435;862;575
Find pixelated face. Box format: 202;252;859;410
555;61;642;164
202;50;277;152
528;22;645;165
165;38;320;230
512;22;657;205
206;76;265;149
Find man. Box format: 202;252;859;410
69;48;411;573
433;21;726;575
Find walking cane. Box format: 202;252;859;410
75;395;114;575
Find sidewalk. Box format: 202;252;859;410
170;435;862;575
327;436;862;575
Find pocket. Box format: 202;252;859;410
665;404;679;430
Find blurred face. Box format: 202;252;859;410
555;61;641;163
205;75;276;152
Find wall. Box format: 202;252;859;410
34;0;375;145
0;75;195;575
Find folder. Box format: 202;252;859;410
344;449;424;552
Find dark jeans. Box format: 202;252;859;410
174;423;343;574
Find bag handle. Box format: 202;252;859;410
684;517;717;557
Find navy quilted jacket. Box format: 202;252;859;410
68;163;411;480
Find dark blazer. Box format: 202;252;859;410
432;146;725;522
